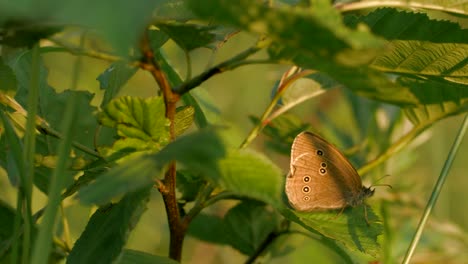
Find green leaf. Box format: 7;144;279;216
97;62;138;107
0;110;24;186
0;20;61;48
223;201;280;255
67;187;151;264
115;250;179;264
0;200;16;243
188;213;229;245
187;0;385;56
268;44;420;105
79;129;225;204
400;77;468;125
206;149;283;207
188;201;281;256
148;29;170;50
98;96;170;155
344;8;468;44
371;41;468;85
156;21;227;51
7;50;99;155
0;58;17;96
1;0;159;55
280;204;383;258
174;106;194;136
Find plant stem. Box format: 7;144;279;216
357;123;430;176
240;68;313;148
335;1;465;16
0;93;101;158
245;231;281;264
141;31;184;261
402;114;468;264
22;43;40;264
31;34;83;264
173;39;271;95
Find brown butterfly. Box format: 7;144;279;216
285;131;374;213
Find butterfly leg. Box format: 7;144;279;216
363;204;372;226
329;206;347;221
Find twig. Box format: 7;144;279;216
173;38;271;95
357;122;430;176
140;31;183;261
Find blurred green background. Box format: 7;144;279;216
1;32;467;263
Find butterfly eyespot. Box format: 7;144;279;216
319;168;327;175
303;196;310;201
302;186;310;193
321;162;327;168
316;150;323;156
303;175;311;183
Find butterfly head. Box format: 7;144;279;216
348;186;374;207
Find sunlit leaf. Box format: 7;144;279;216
79;129;225;204
98;96;170;155
204;149;283;207
400;77;468;125
280;204;383;258
174;106;194;136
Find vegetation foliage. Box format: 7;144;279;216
0;0;467;263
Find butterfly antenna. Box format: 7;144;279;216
369;174;392;189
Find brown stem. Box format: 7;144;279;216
140;32;184;261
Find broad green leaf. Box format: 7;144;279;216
188;202;281;256
155;21;227;51
97;62;138;107
0;110;23;186
344;8;468;44
7;50;99;155
0;200;16;244
280;204;383;258
268;44;420;105
187;0;385;56
148;29;170;50
0;58;17;96
67;187;151;264
174;106;194;136
400;77;468;125
116;250;178;264
98;96;170;155
0;0;159;55
188;213;230;245
205;149;283;207
222;201;280;255
371;41;468;85
0;20;61;48
79;129;225;204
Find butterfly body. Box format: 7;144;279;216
285;131;374;211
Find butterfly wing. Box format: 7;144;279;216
285;132;363;211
